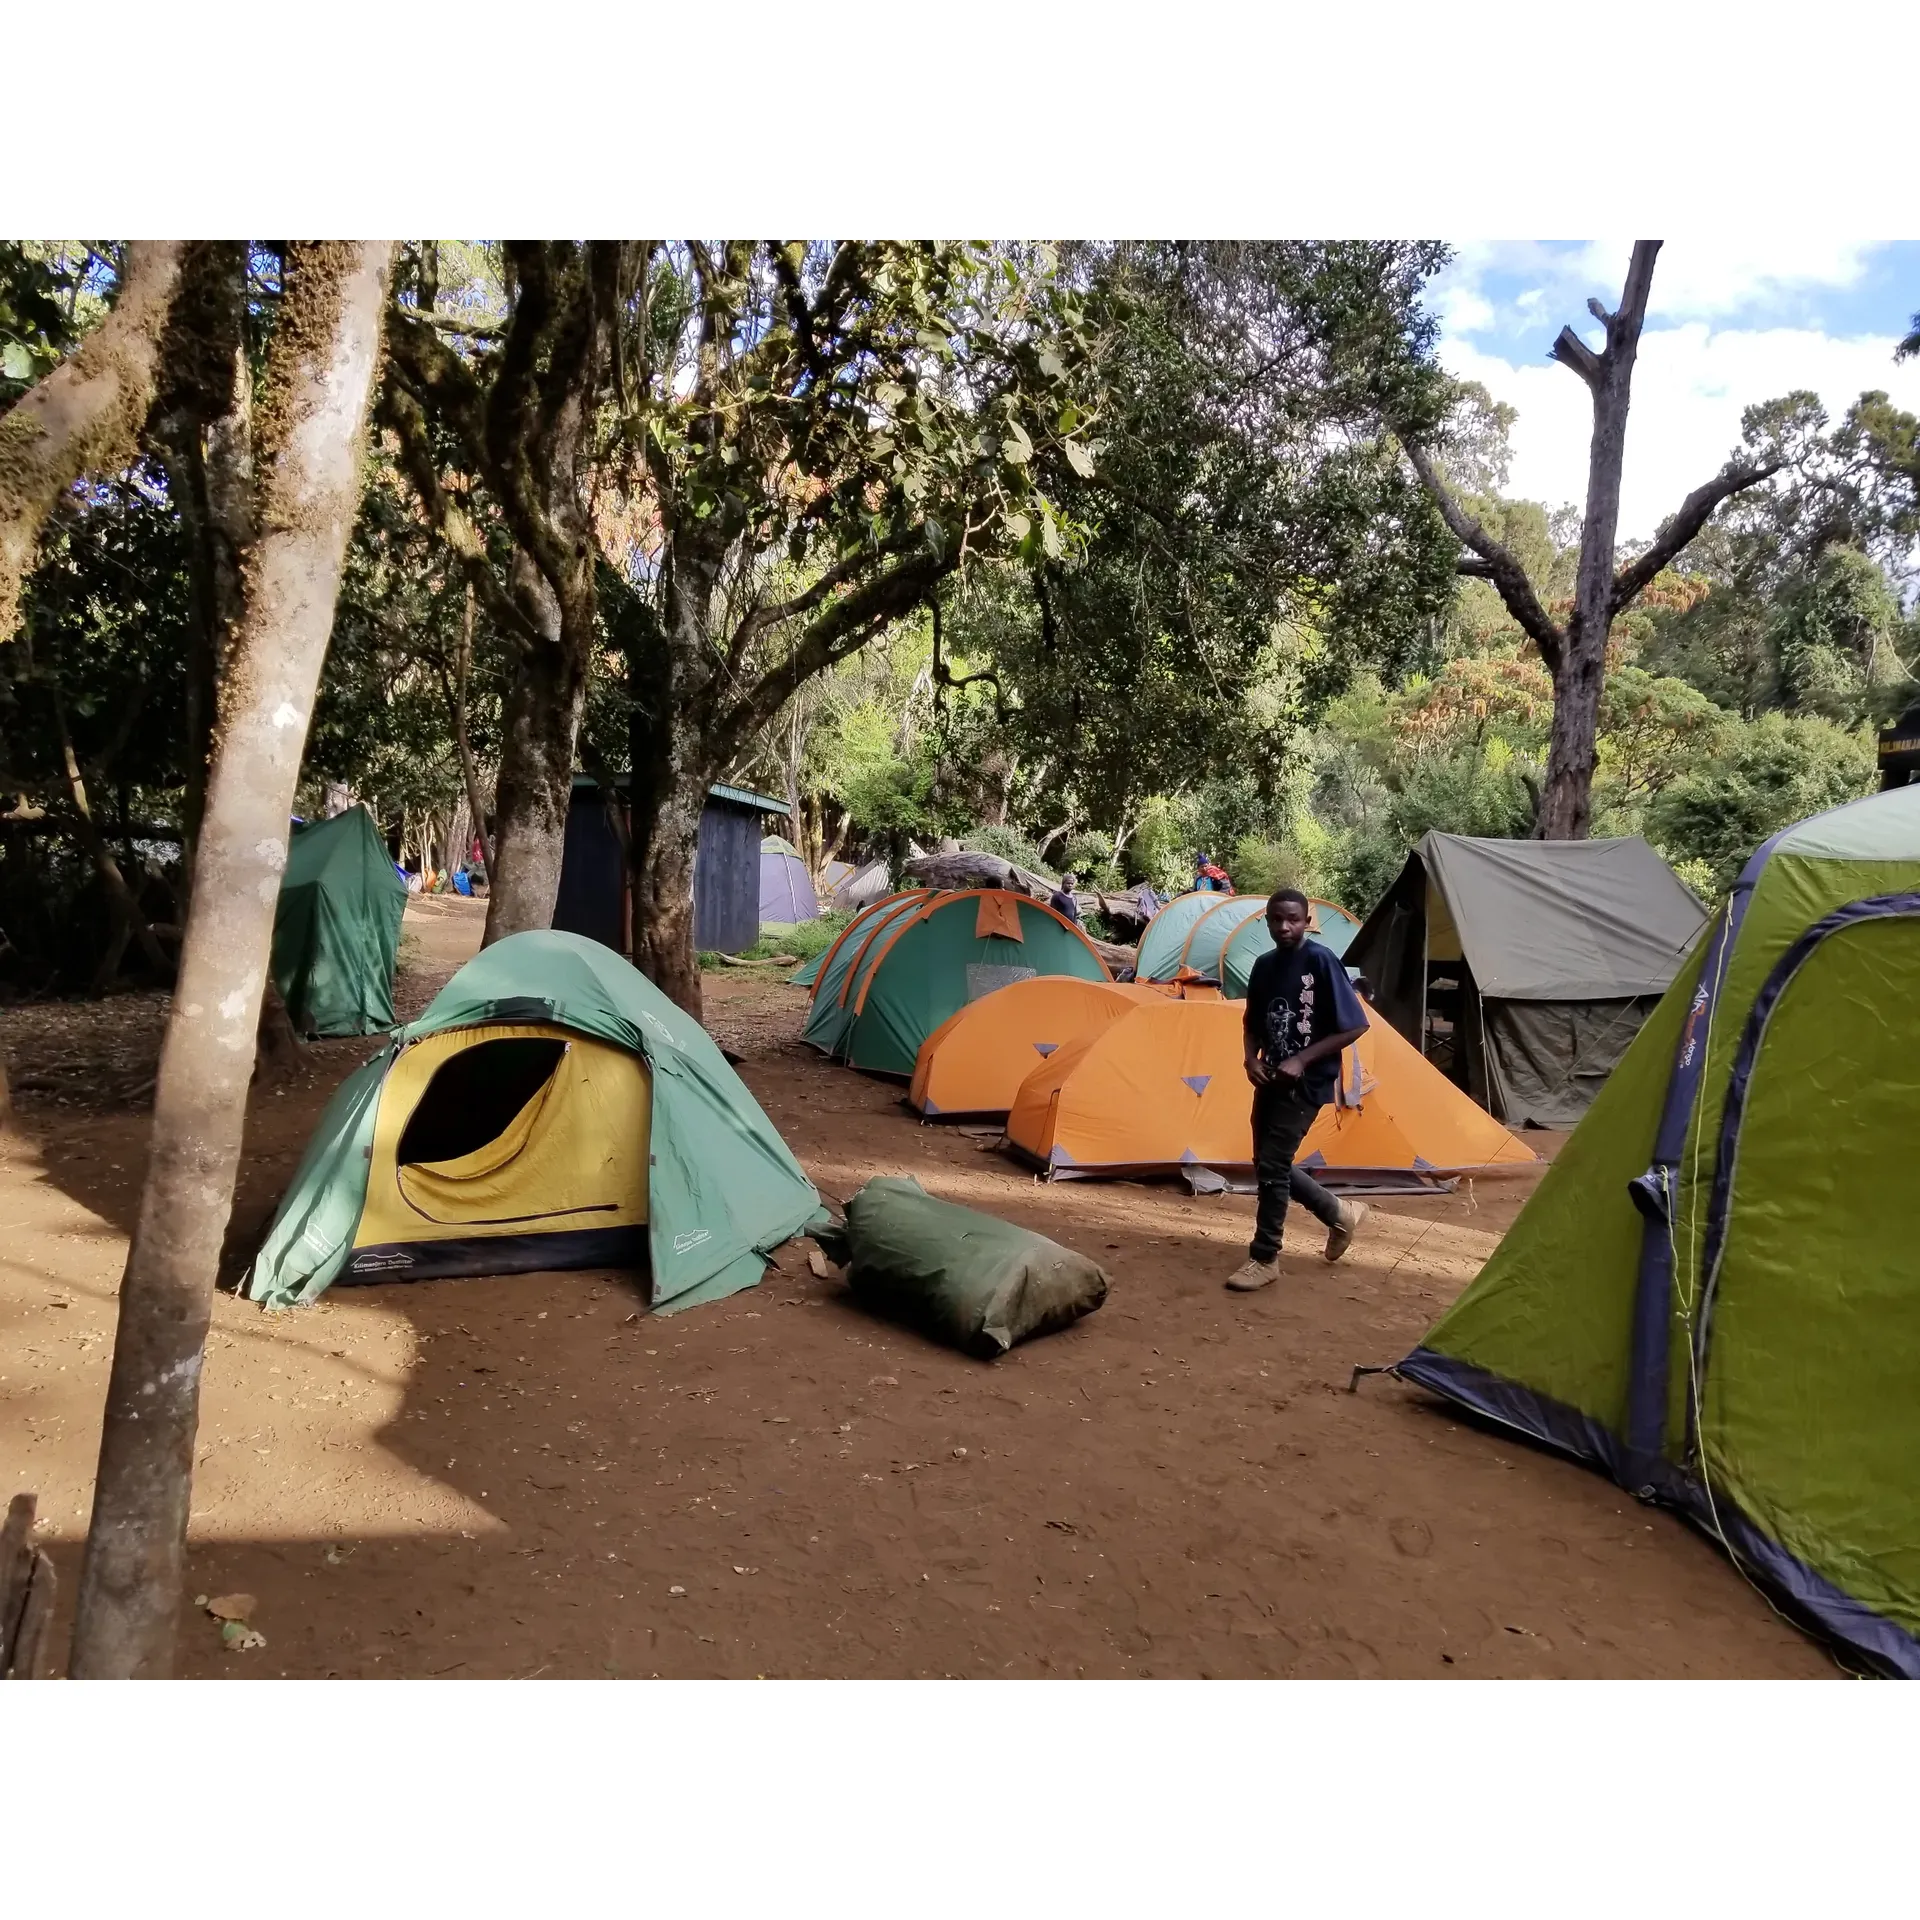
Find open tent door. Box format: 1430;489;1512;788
346;1022;652;1283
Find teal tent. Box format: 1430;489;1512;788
247;931;820;1315
272;808;407;1036
1134;891;1228;980
803;889;1109;1076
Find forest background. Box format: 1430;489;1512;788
5;237;1917;1002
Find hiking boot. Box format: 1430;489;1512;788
1324;1200;1370;1263
1225;1256;1279;1292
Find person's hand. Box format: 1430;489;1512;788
1245;1054;1273;1087
1275;1054;1306;1082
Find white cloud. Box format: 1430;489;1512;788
1569;239;1878;320
1441;323;1920;539
1437;238;1893;343
1434;284;1495;334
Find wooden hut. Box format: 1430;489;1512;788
554;775;792;958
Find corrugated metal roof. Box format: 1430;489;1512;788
706;782;790;817
568;771;790;818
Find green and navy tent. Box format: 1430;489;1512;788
1181;895;1267;982
1134;890;1229;980
1219;897;1362;999
247;930;820;1315
271;807;407;1036
786;889;916;990
803;888;1110;1076
1395;785;1920;1675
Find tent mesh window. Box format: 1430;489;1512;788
965;963;1037;1001
397;1037;569;1166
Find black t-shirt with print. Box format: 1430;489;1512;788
1241;937;1368;1107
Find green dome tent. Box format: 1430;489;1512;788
797;890;931;1009
1394;785;1920;1676
1220;897;1361;998
787;890;917;990
247;930;820;1315
1134;891;1229;980
803;889;1110;1077
1180;895;1267;980
271;807;407;1036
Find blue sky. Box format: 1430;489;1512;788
1430;241;1920;539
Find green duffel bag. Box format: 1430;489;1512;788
814;1175;1109;1359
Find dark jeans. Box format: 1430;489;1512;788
1250;1083;1340;1261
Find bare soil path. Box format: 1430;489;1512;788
0;902;1828;1678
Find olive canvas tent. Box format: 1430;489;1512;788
803;889;1110;1077
759;835;819;927
246;930;820;1314
1343;832;1707;1127
1395;786;1920;1676
271;806;408;1037
1004;998;1534;1183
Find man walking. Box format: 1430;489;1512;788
1226;888;1371;1291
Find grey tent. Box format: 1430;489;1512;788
1343;832;1707;1127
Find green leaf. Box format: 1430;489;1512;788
1038;348;1064;381
1063;439;1097;480
1006;511;1032;542
1001;436;1031;466
1;341;35;382
1040;509;1063;560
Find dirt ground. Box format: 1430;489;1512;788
0;897;1830;1678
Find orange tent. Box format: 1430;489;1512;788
1005;999;1536;1182
908;976;1163;1118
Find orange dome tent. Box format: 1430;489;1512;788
908;975;1163;1118
1005;999;1536;1183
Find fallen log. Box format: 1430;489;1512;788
899;852;1155;936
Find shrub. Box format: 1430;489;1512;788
1646;711;1875;891
1326;826;1406;918
962;824;1049;873
1126;795;1196;894
1060;831;1122;890
1227;835;1302;897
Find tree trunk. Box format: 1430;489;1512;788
448;587;494;875
480;563;589;945
634;760;711;1020
254;975;302;1082
68;241;391;1680
1536;645;1608;839
629;526;734;1017
50;686;172;988
0;242;188;643
1534;242;1658;839
150;248;252;891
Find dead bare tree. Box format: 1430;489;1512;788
68;242;393;1679
1403;241;1782;839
